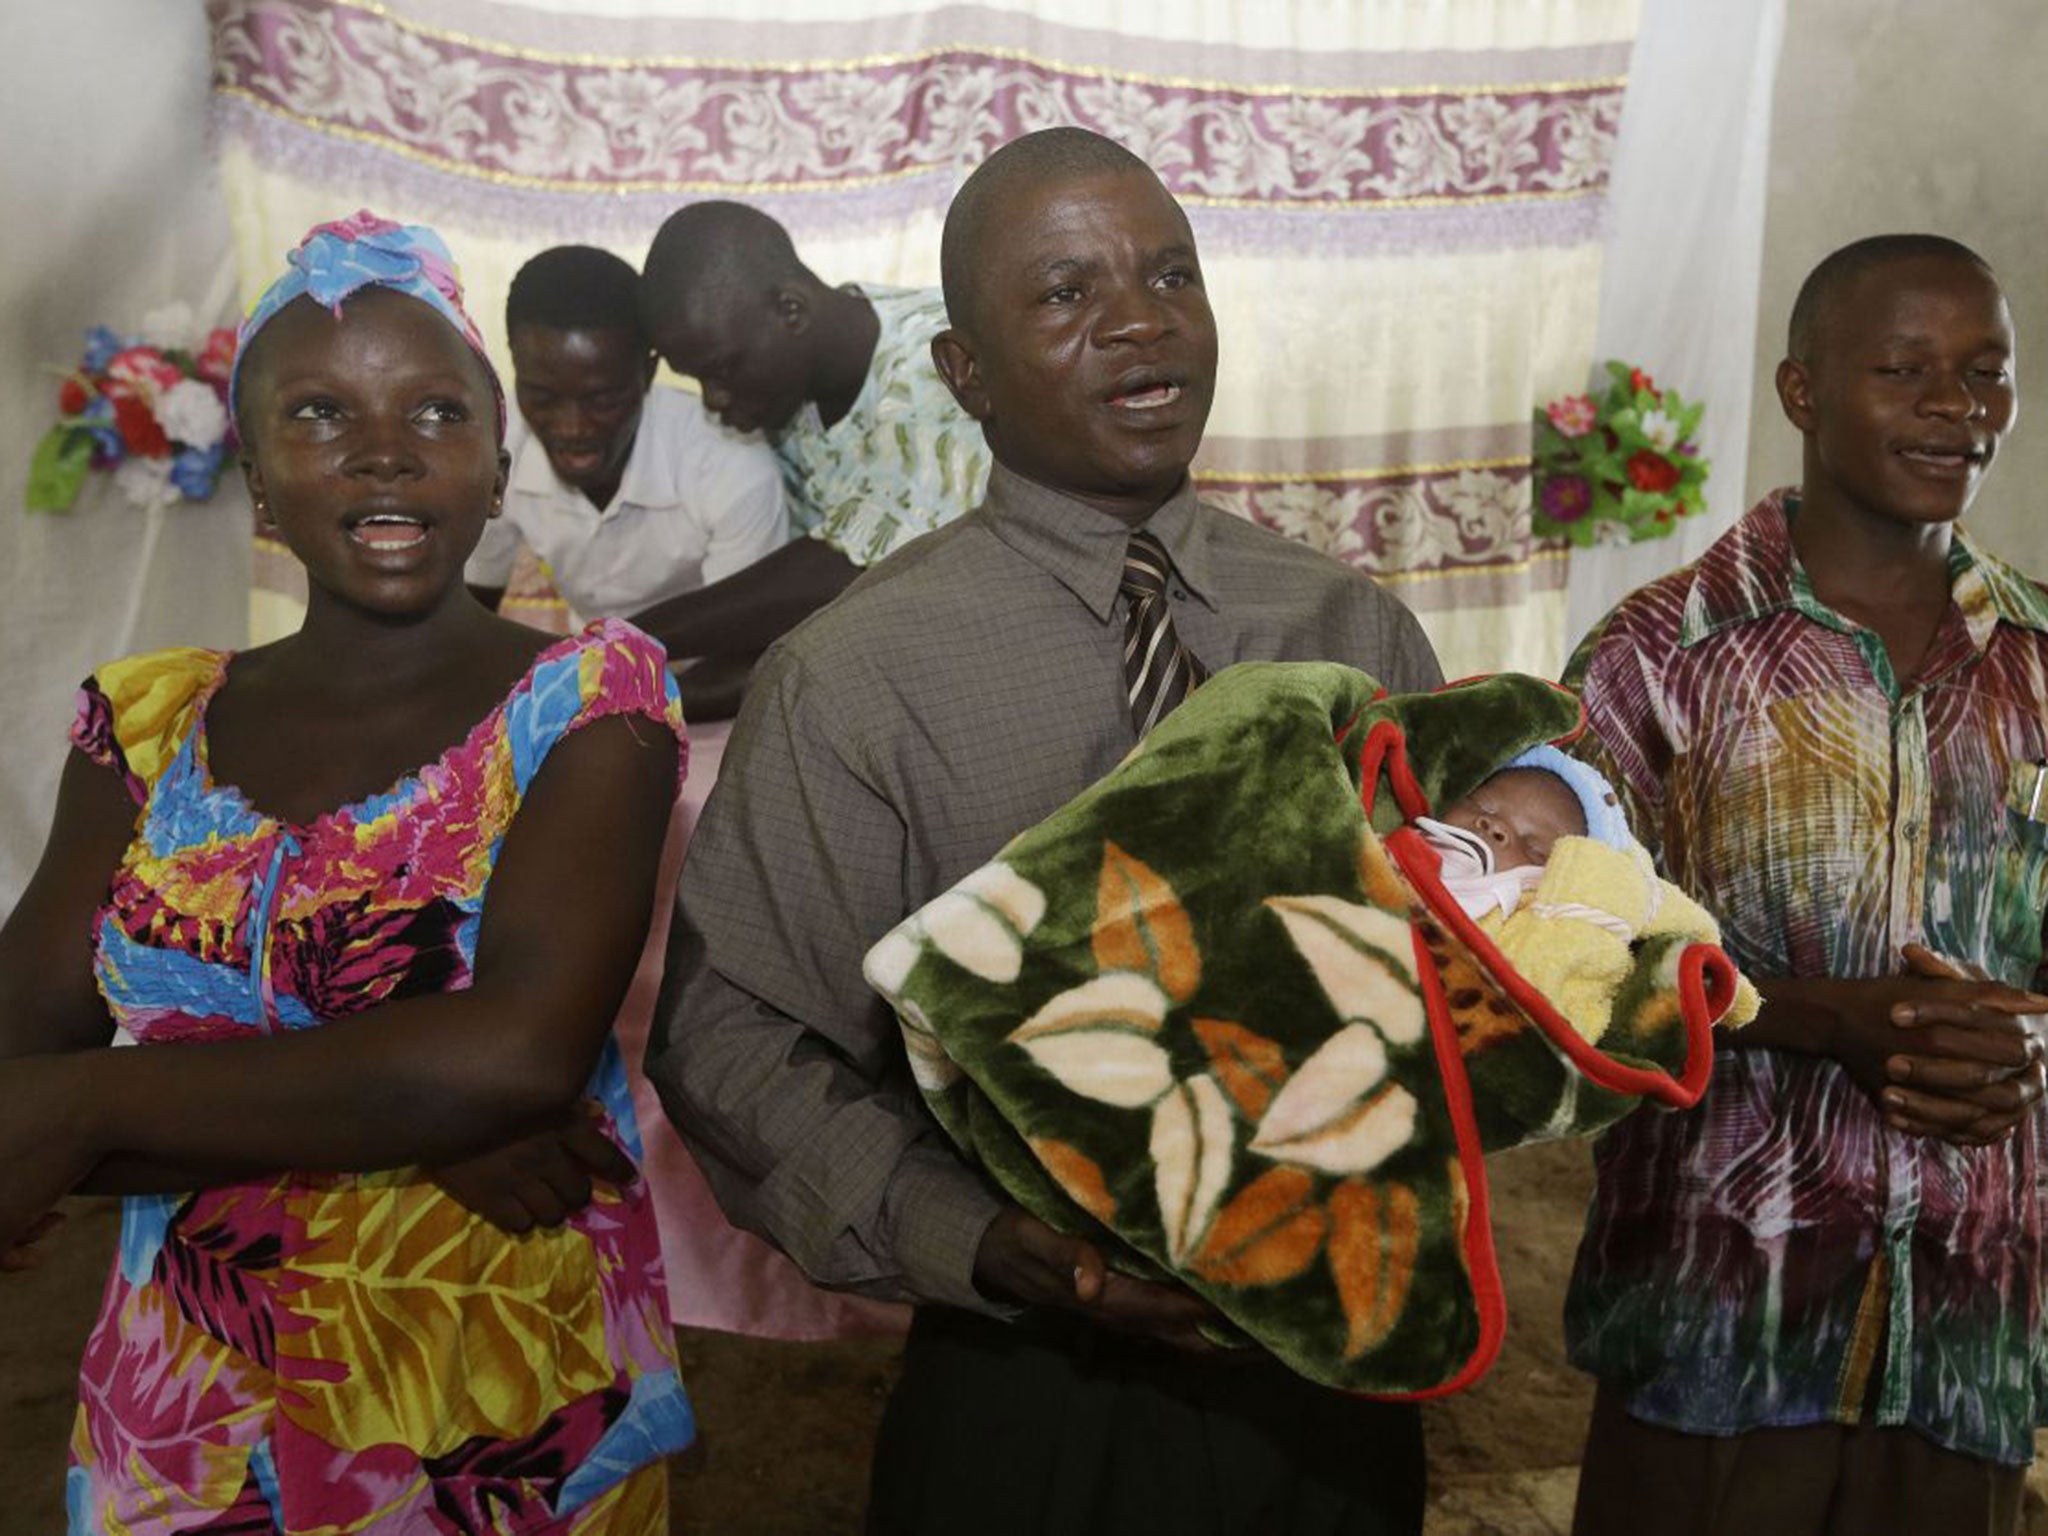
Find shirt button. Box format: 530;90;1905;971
1172;588;1188;601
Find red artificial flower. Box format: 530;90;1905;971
58;376;90;415
196;326;238;385
105;345;184;396
112;392;171;458
1627;449;1680;494
1629;367;1659;397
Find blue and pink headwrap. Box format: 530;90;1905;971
229;210;505;435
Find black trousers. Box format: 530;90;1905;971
867;1306;1426;1536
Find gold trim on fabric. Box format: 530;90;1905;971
1194;455;1528;486
321;1;1625;98
1190;188;1597;211
1371;547;1569;586
220;90;1607;207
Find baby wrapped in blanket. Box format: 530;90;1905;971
1421;748;1761;1047
863;662;1753;1396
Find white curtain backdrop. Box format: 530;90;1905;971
0;0;1785;911
0;2;248;909
1564;0;1787;651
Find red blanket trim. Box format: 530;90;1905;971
1356;718;1431;820
1362;925;1508;1400
1672;942;1738;1097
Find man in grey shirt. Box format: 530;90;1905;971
648;128;1442;1533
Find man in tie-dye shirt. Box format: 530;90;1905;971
631;203;989;717
1565;236;2048;1536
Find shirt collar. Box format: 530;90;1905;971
610;415;668;510
1678;487;2048;652
1676;489;1803;647
978;462;1216;621
1958;532;2048;647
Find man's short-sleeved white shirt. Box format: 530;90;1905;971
469;385;787;619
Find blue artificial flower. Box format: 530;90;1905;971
79;395;124;466
169;442;225;501
81;325;126;373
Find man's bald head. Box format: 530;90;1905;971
940;128;1164;335
641;200;812;333
1787;233;1995;365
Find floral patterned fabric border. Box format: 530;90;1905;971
214;0;1634;677
214;2;1622;209
1202;466;1535;580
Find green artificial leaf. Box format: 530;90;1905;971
25;426;91;514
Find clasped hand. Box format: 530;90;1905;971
428;1100;636;1232
1839;943;2048;1148
971;1206;1221;1351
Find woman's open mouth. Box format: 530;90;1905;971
347;513;430;550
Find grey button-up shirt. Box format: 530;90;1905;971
646;463;1443;1312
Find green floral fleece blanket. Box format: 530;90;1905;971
863;662;1739;1397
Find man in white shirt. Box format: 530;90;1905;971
468;245;786;642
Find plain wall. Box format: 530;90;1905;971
1747;0;2048;569
0;2;247;907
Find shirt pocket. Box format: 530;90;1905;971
1991;758;2048;980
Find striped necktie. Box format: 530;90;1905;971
1120;528;1209;737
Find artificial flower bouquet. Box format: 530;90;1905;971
1532;361;1707;545
27;304;236;514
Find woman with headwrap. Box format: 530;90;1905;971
0;213;692;1530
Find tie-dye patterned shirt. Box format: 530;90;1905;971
65;620;694;1532
771;284;989;567
1561;491;2048;1465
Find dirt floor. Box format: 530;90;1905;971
1;1142;1588;1535
8;1142;2037;1535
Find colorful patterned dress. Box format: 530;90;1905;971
63;619;694;1533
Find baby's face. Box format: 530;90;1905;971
1437;769;1587;872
